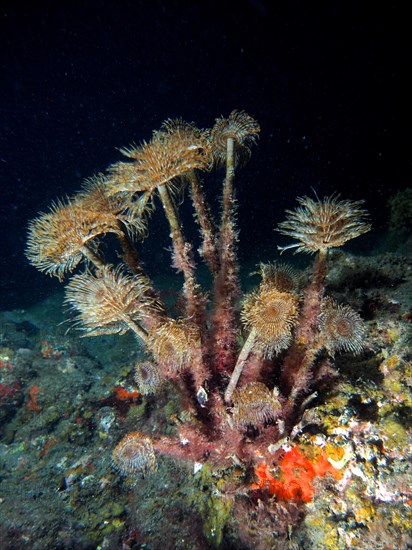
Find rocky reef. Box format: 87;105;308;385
0;112;411;549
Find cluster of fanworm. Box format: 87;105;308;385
26;111;371;478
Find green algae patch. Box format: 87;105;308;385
190;464;234;548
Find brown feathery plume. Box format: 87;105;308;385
76;174;154;279
107;123;212;196
64;265;162;342
210;110;260;168
148;318;200;375
134;361;164;396
26;197;116;280
232;382;282;430
107;122;212;324
225;288;299;403
25;176;151;281
276;194;371;255
155;117;210;150
147;317;210;402
76;174;147;235
242;288;300;358
257;261;300;293
112;432;157;480
148;318;193;375
318;297;365;355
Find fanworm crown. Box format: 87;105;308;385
232;382;282;429
107;122;212;196
76;174;147;236
318;297;365;355
134;360;163;395
277;194;371;254
148;318;201;376
65;265;159;338
26;197;125;280
210;109;260;166
112;431;157;480
242;287;299;357
257;261;300;293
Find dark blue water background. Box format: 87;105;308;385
0;0;407;310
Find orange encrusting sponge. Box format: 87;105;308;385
251;446;340;503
